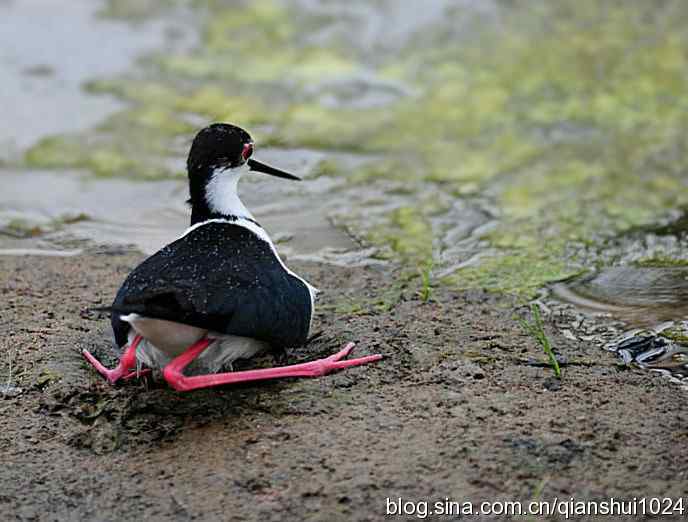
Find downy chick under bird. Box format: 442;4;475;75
83;123;382;391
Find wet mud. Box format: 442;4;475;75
2;253;687;521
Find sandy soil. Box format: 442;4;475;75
1;253;687;521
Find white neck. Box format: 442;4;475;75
204;165;253;219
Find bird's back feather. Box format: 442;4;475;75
111;220;312;349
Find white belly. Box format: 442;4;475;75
120;313;269;373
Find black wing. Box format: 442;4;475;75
111;221;311;348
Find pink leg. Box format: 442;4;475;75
82;335;150;383
163;339;383;392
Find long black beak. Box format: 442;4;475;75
247;158;301;181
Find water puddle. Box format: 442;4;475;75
0;0;194;161
552;266;688;384
0;160;361;260
552;267;688;327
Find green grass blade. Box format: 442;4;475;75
518;304;561;378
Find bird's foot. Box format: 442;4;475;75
163;341;383;392
82;335;150;384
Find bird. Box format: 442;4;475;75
82;123;382;391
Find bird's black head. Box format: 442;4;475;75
186;123;301;224
187;123;253;174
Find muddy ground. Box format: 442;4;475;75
1;252;687;521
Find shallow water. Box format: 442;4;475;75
0;0;194;160
552;267;688;328
0;163;358;257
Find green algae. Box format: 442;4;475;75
155;0;357;86
176;87;268;124
1;213;92;239
367;206;434;263
660;327;688;345
634;256;688;268
163;49;356;84
272;105;387;151
25;134;170;178
25;136;83;170
310;158;343;179
201;1;356;83
22;0;688;296
451;256;576;299
1;219;44;238
97;0;180;21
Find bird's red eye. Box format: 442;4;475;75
242;142;254;161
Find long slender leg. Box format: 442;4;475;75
163;340;383;392
83;335;149;383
